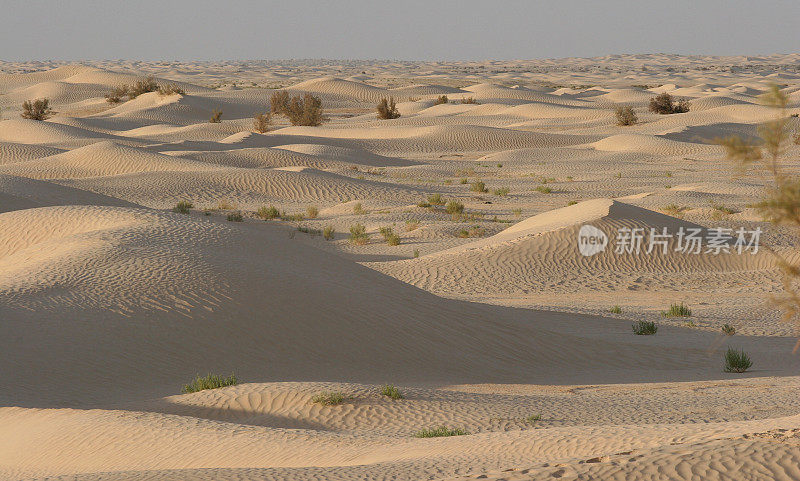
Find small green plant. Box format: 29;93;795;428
413;249;420;258
609;305;622;314
417;202;431;208
306;206;319;219
353;202;366;215
226;211;243;222
632;320;658;335
380;384;404;400
534;186;552;194
173;200;193;214
182;373;238;393
350;223;369;245
428;193;445;205
311;391;346;405
415;426;470;438
662;302;692;317
470;181;487;193
722;324;736;336
257;205;280;220
460;178;468;184
210;109;223;123
524;414;542;425
615;105;638;126
446;200;464;215
433;95;448;105
724;348;752;373
323;225;336;240
457;226;486;238
492;187;510;196
377;97;401;119
567;200;578;206
21;98;53;120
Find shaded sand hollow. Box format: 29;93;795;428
2;56;800;480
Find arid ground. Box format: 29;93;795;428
2;54;800;480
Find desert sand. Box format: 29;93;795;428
1;55;800;480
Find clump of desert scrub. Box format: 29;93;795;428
470;181;488;193
377;97;401;119
405;220;419;231
649;92;689;114
632;320;658;335
353;202;366;215
270;90;291;115
609;305;622;314
415;426;470;438
105;85;129;103
446;200;464;215
305;206;319;219
433;95;448;105
182;373;238;393
524;414;542;425
428;193;445;205
311;391;346;405
722;324;736;336
172;201;193;214
257;205;280;220
285;93;326;126
323;225;335;240
158;84;185;96
349;223;369;245
253;112;271;133
460;97;479;104
210;109;223;123
226;211;243;222
128;76;159;98
724;348;752;373
534;186;552;194
662;302;691;318
381;384;404;400
493;187;510;196
615;105;638;126
457;226;485;238
21;98;53;121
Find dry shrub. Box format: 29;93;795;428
210;109;223;123
377;97;401;119
128;76;159;99
270;90;291;115
21;98;53;121
434;95;448;105
649;92;689;114
253;112;271;133
615;106;638;125
285;93;325;126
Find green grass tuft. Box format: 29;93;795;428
662;302;691;317
414;426;470;438
380;384;404;400
632;320;658;335
182;373;238;393
311;391;346;405
724;348;752;373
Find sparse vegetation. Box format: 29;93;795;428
722;324;736;336
379;226;401;246
105;85;129;103
157;84;185;96
415;426;470;438
632;320;658;335
493;187;510;196
311;391;346;405
609;305;622;314
270;90;291;115
172;200;193;214
534;186;553;194
285;93;326;126
377;97;401;119
405;220;419;231
524;414;542;425
434;95;449;105
724;348;752;373
458;226;486;238
446;200;464;215
649;92;690;114
210;109;223;123
253;112;271;133
428;193;445;205
306;206;319;219
349;223;369;245
615;105;638;126
460;97;479;104
663;204;687;217
257;205;280;220
323;225;336;240
380;384;404;400
21;98;53;121
353;202;366;215
129;76;159;98
470;181;488;193
182;373;238;393
226;211;243;222
662;302;692;318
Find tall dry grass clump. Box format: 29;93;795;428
270;90;291;115
615;106;638;125
253;112;271;133
377;97;401;119
649;92;689;114
21;99;53;120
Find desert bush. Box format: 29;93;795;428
414;426;470;438
460;97;479;104
663;204;686;217
21;98;53;121
105;85;129;103
215;199;237;210
158;84;185;96
525;414;542;424
662;302;692;317
615;106;638;126
323;225;335;240
722;324;736;336
377;97;401;119
257;205;280;220
649;92;690;114
182;373;238;393
493;187;510;196
305;205;319;219
311;391;346;405
129;76;159;98
534;186;552;194
286;93;325;126
632;320;658;335
433;95;448;105
458;226;485;238
446;200;464;215
227;211;243;222
724;348;752;373
349;223;369;245
172;200;193;214
270;90;291;115
380;384;404;400
253;112;271;133
413;249;420;258
353;202;366;215
609;305;622;314
470;181;487;193
428;193;445;205
210;109;223;123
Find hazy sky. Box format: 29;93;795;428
1;0;798;61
